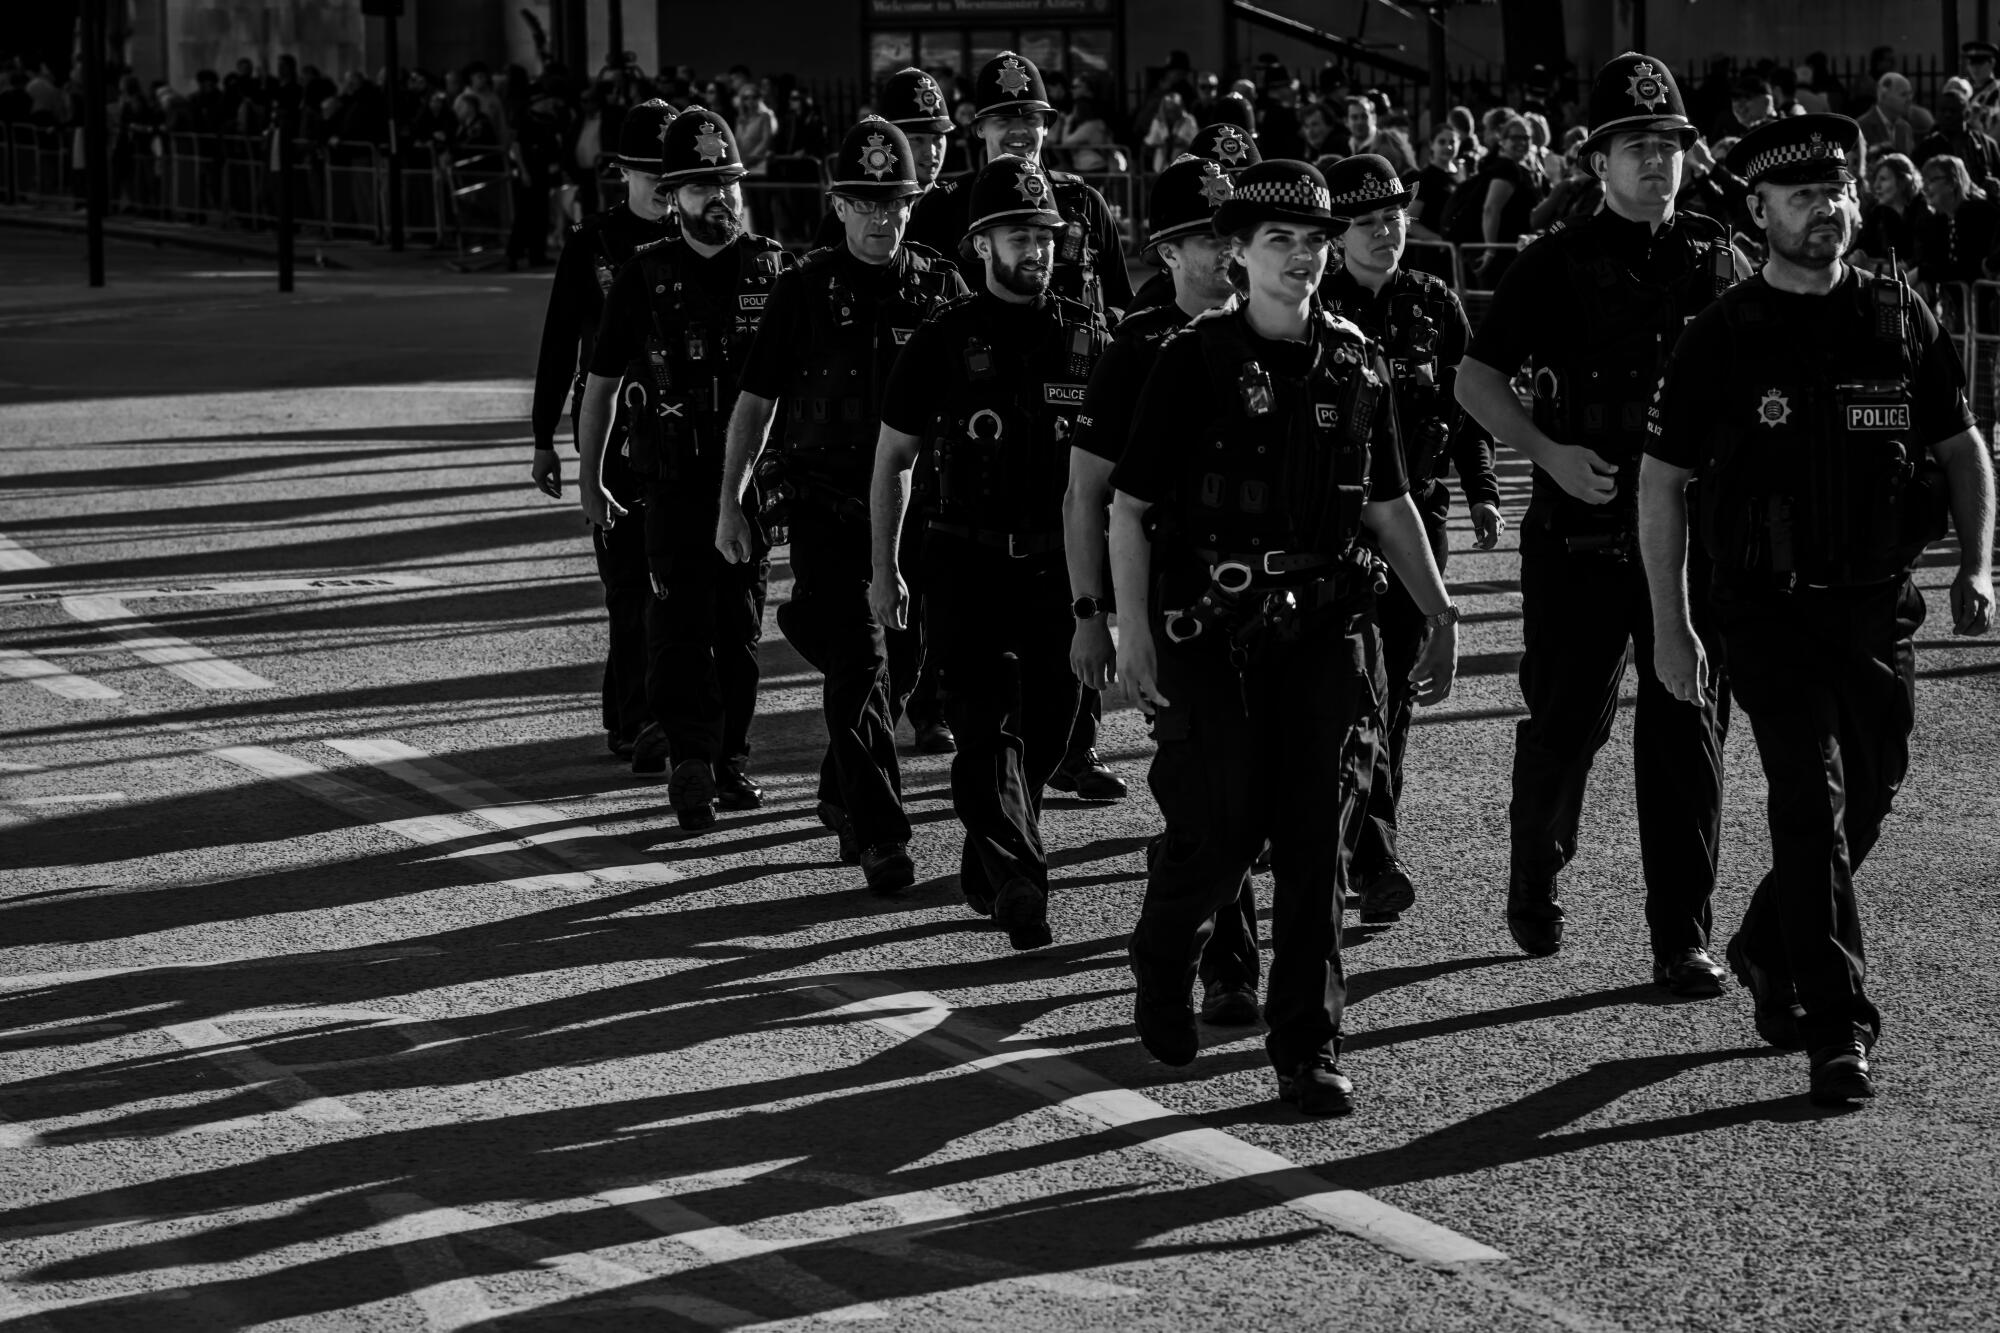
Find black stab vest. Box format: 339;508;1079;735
1527;216;1736;532
928;294;1105;534
1176;308;1381;561
1698;271;1950;587
622;235;790;483
782;244;959;494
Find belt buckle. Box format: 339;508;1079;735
1006;532;1028;559
1261;550;1289;576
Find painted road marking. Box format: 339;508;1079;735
324;737;674;885
0;648;120;700
366;1192;764;1328
0;944;444;993
62;596;274;690
814;981;1507;1270
0;534;50;573
598;1182;889;1323
210;746;596;891
0;574;441;607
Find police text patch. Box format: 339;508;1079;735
1315;404;1341;430
739;294;768;310
1847;403;1910;431
1044;383;1088;406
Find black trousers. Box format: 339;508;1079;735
1509;523;1728;952
922;533;1081;904
781;507;910;847
593;512;654;743
1354;481;1451;875
1719;578;1919;1052
644;486;768;768
1131;610;1380;1070
888;500;930;728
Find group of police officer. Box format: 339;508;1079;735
532;49;1994;1115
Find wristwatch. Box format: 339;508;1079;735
1424;603;1462;630
1072;595;1107;621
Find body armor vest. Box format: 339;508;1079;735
623;235;790;482
1698;271;1950;587
1326;269;1457;489
928;293;1104;535
1176;308;1381;562
782;243;959;495
1528;216;1736;534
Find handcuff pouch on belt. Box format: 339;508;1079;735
1161;548;1386;646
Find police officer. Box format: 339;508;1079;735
1111;160;1460;1114
905;51;1135;800
577;108;792;830
1640;114;1995;1106
1064;151;1259;1023
1320;154;1503;924
529;99;678;768
809;68;955;251
718;118;967;891
1125;123;1262;317
868;154;1108;950
1456;53;1741;989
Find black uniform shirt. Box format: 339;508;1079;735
879;290;1058;438
530;205;674;448
1467;208;1715;374
1322;264;1499;509
590;239;745;378
1648;268;1973;473
1112;315;1410;507
1073;300;1191;464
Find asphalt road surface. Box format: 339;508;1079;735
1;229;1997;1332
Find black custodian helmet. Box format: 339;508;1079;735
827;116;922;199
879;66;953;135
961;153;1064;242
610;98;676;171
1580;51;1697;161
1188;121;1262;173
1146;154;1237;255
656;107;745;185
972;51;1054;120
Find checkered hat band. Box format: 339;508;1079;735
1745;139;1844;180
1328;175;1406;209
1234;178;1331;211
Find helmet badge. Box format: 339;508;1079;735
997;57;1032;97
1215;126;1250;165
1198;160;1234;205
861;131;898;179
1014;166;1048;204
694;120;728;164
1626;61;1668;112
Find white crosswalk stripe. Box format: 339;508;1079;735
62;595;274;690
0;648;120;700
0;533;50;572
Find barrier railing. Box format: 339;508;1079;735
1045;144;1142;249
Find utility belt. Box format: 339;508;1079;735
926;520;1064;559
1161;547;1386;646
759;457;869;528
1527;500;1638;562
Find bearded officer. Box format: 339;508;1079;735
1456;53;1744;989
868;155;1109;950
718;118;967;891
902;51;1134;801
530;99;678;766
578;108;792;830
1126;123;1262;317
1640;114;1995;1106
1111;159;1460;1114
1064;151;1260;1024
1320;153;1503;925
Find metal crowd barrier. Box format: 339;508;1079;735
1044;144;1143;250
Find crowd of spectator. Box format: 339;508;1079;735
11;35;2000;296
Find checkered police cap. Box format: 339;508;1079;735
1726;113;1860;187
1232;176;1332;212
